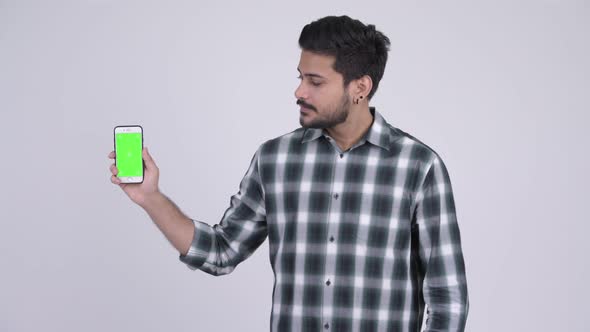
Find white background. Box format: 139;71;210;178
1;0;588;331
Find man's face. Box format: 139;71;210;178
295;50;351;129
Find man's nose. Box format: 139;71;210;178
294;82;307;100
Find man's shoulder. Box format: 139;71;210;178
385;123;445;166
257;127;307;154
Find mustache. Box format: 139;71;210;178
296;99;316;111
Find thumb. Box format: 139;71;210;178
142;147;158;170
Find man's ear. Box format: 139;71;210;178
351;75;373;99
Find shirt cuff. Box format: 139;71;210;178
178;219;213;270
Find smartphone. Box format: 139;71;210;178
113;125;144;183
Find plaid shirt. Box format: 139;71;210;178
180;108;469;331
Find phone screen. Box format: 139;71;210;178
114;127;143;179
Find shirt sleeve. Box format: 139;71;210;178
412;155;469;331
179;147;267;276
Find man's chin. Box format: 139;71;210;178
300;115;316;128
299;117;311;128
300;118;324;129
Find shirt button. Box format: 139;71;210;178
326;279;331;286
333;193;339;200
329;236;334;242
324;323;330;329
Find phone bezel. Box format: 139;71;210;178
113;125;144;184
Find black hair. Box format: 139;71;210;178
298;15;391;100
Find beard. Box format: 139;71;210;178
299;92;351;129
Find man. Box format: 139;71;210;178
108;15;469;332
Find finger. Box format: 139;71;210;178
111;175;121;185
110;163;118;175
108;151;115;159
142;147;158;171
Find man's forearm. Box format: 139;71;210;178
139;192;195;256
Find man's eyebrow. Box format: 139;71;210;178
297;67;326;79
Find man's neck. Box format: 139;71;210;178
325;105;374;152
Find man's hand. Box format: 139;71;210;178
108;147;161;207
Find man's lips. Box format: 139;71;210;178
300;106;314;113
297;99;316;113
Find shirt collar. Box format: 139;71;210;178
301;107;396;151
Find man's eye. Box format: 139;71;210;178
296;75;322;86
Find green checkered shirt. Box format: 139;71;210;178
180;108;469;331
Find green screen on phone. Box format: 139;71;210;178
115;132;143;177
